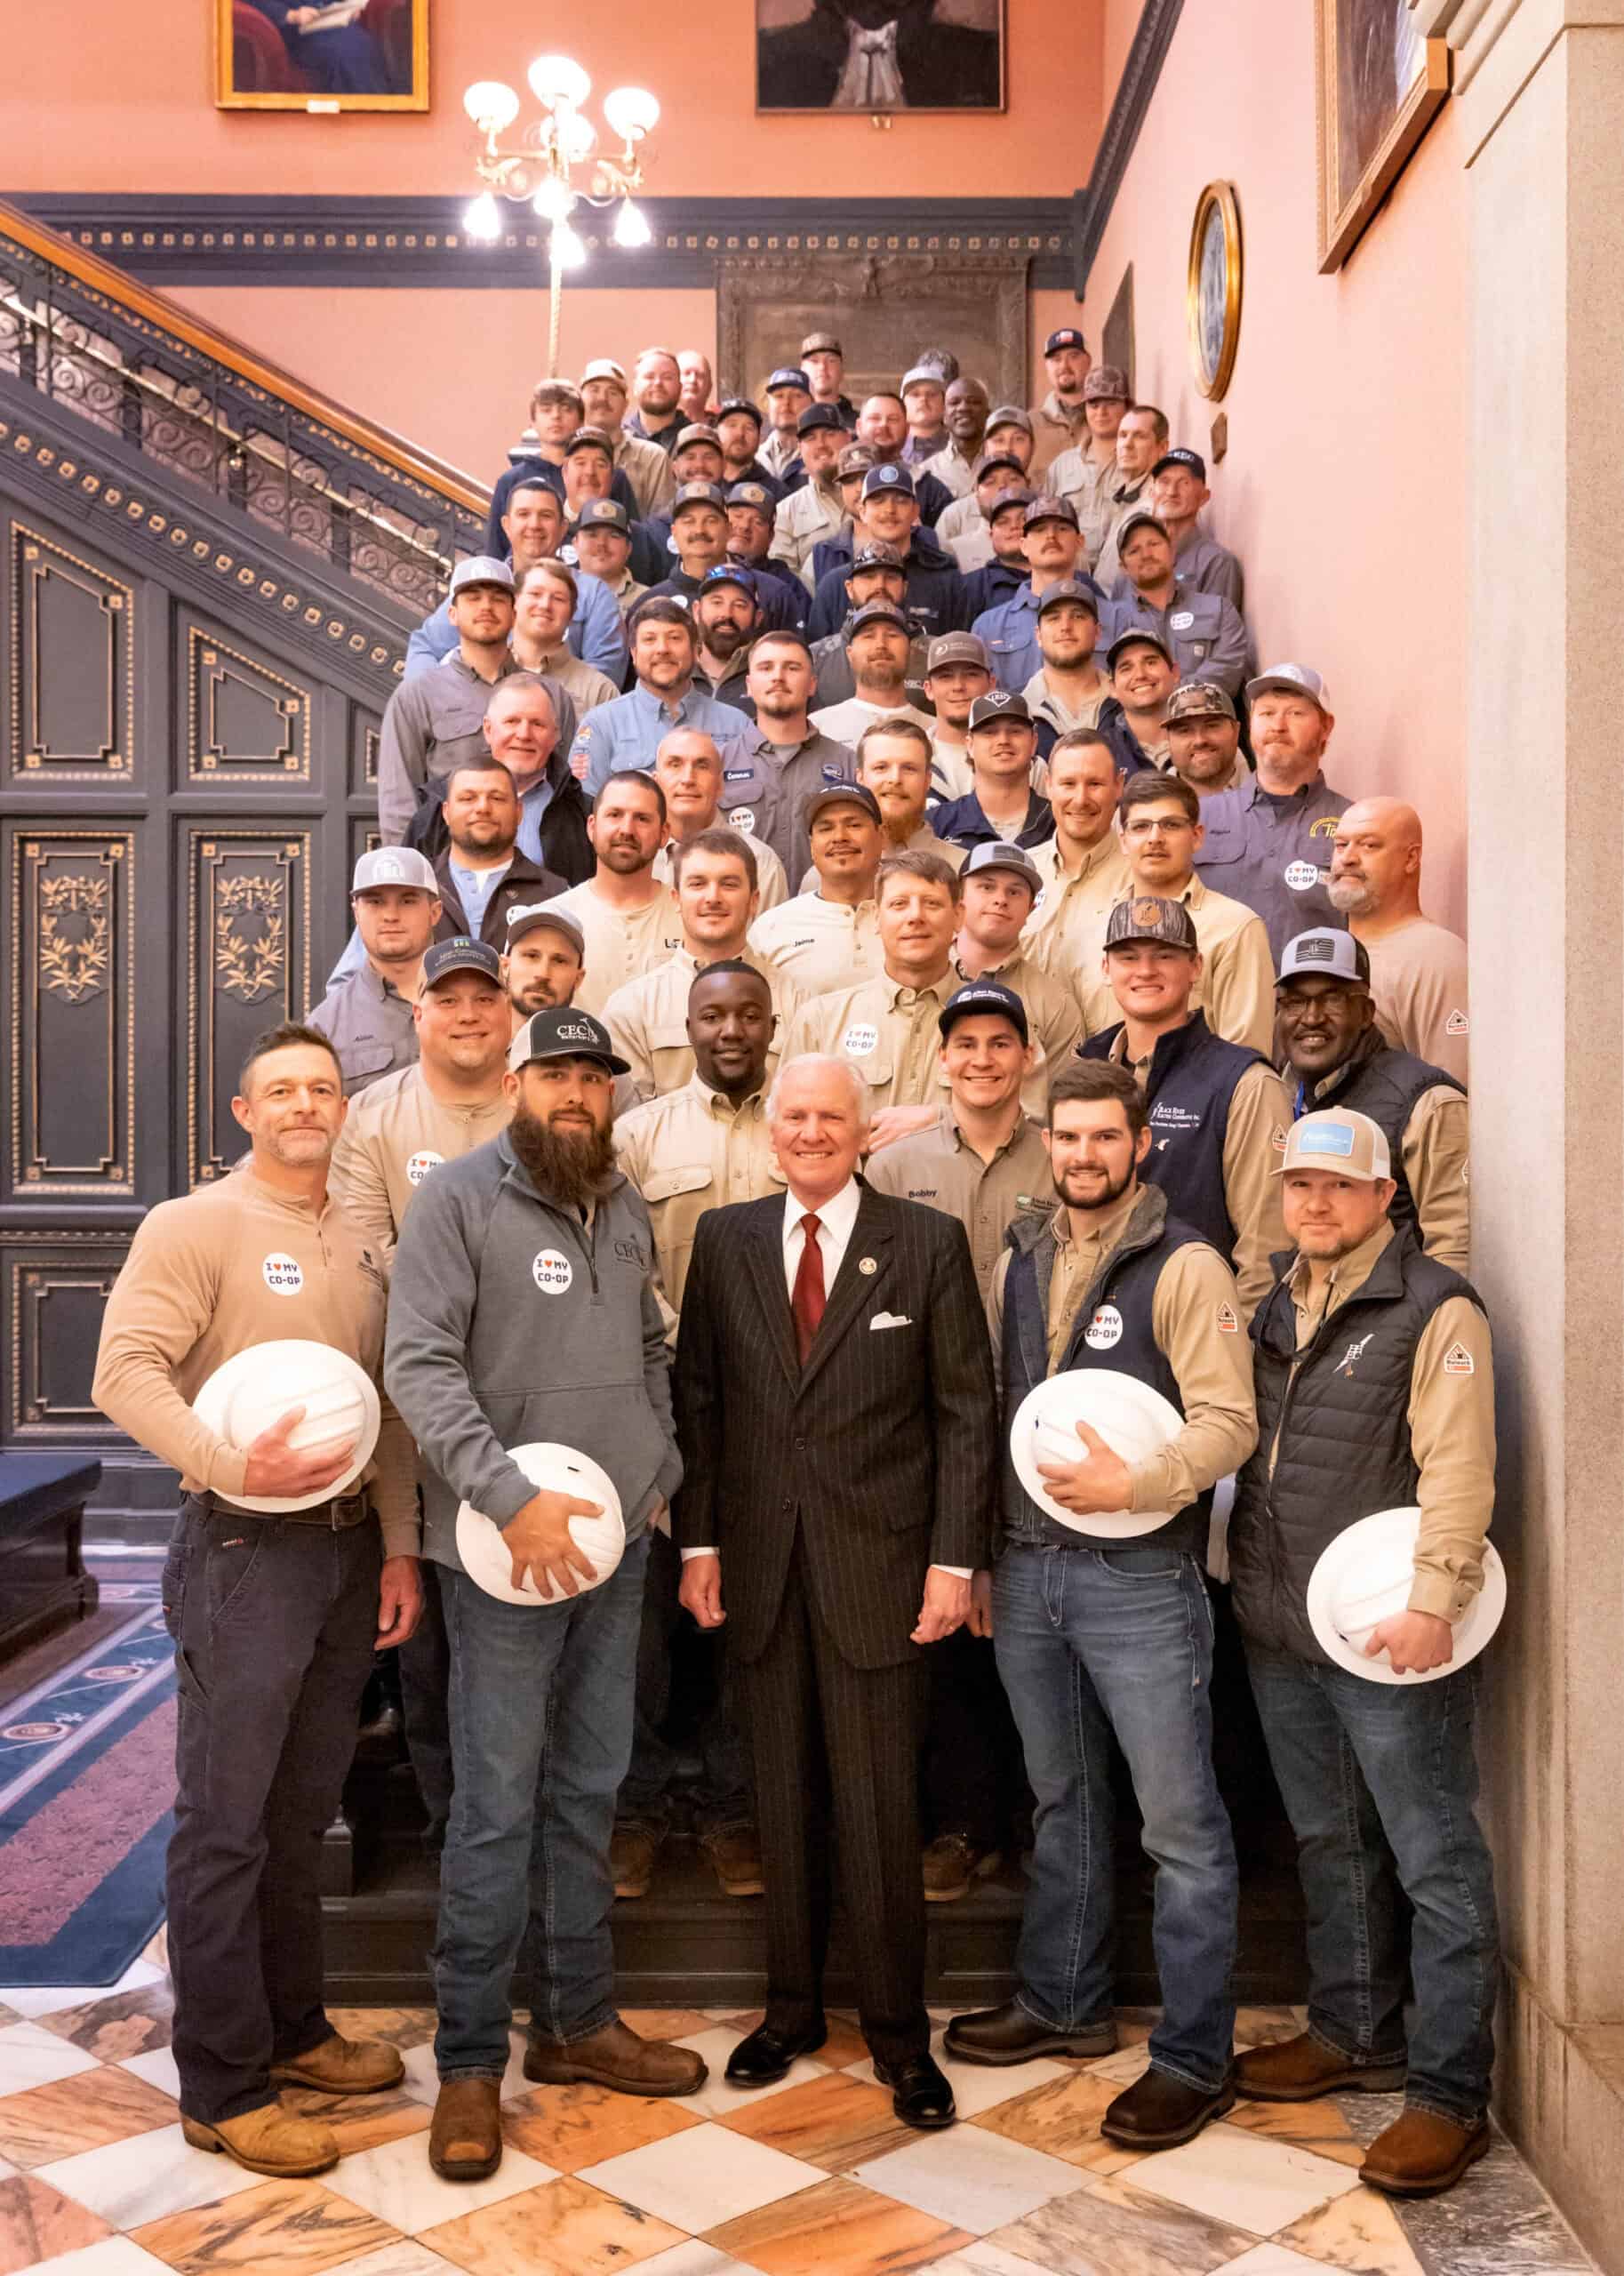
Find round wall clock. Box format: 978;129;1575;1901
1188;180;1243;401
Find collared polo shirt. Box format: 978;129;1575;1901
749;891;883;998
864;1108;1051;1299
307;958;420;1097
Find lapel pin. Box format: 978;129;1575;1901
858;1255;878;1275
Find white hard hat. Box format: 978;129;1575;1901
456;1442;626;1606
1011;1370;1184;1538
191;1340;380;1514
1306;1507;1507;1684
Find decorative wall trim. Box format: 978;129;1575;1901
7;195;1078;293
1073;0;1186;292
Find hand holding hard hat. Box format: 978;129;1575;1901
1306;1507;1506;1686
191;1340;380;1514
1012;1372;1184;1538
457;1443;626;1607
504;1485;609;1599
1036;1417;1133;1519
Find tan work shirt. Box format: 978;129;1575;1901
952;945;1088;1118
92;1169;419;1555
327;1063;511;1266
779;968;956;1112
653;830;788;910
1105;1028;1290;1319
603;947;807;1102
517;642;620;717
1305;1068;1469;1272
865;1108;1051;1299
1022;832;1134;1030
1360;918;1469;1085
612;1076;783;1311
988;1185;1258;1516
1046;443;1120;570
551;878;684;1015
1282;1220;1493;1621
749;891;884;997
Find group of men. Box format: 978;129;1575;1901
92;320;1495;2210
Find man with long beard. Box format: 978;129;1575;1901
386;1006;702;2184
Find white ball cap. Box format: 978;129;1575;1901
1306;1507;1507;1684
352;846;438;895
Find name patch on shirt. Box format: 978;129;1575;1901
1170;610;1195;630
1084;1303;1124;1350
1284;860;1321;891
262;1253;304;1295
724;767;754;782
841;1022;879;1057
405;1150;444;1187
532;1248;573;1294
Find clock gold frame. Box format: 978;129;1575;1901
1187;180;1242;403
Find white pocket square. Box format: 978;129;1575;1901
869;1310;912;1330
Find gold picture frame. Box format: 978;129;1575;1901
1315;4;1450;273
214;0;428;112
1187;181;1242;403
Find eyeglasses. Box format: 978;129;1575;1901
1123;818;1194;838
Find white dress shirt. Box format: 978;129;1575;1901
684;1176;970;1576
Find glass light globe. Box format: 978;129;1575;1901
527;53;591;109
556;109;598;164
604;86;660;142
463;80;519;131
462;192;502;242
612;198;652;249
551;221;588;272
531;177;577;223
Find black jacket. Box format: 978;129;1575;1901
406;750;593;890
431;845;567;949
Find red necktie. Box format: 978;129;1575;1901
791;1213;826;1365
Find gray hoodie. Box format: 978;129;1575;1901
384;1129;681;1569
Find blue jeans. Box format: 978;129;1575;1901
1244;1642;1500;2123
434;1535;649;2080
994;1543;1238;2091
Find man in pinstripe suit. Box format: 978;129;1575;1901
676;1054;997;2128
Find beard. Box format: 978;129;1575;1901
1053;1157;1136;1212
509;1104;617;1209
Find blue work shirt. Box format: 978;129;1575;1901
1192;773;1352;964
1096;578;1250;698
972;577;1105;695
404;572;628;684
571;684;749;800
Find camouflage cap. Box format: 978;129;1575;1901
1104;894;1199;953
850;540;907;573
801;330;843;357
674;424;723;454
985;405;1035;437
1083;365;1131;402
1165;680;1238;725
1024;493;1079;530
836;441;879;479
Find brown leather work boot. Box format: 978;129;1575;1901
429;2077;503;2181
524;2016;708;2097
1361;2107;1491;2197
611;1825;661;1899
922;1831;1002;1903
269;2032;405;2096
1236;2030;1407;2103
700;1823;765;1896
180;2104;339;2176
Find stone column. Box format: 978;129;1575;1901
1452;3;1624;2264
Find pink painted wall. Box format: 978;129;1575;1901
1083;2;1469;931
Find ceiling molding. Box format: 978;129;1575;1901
1072;0;1186;294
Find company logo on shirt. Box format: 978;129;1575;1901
1084;1304;1124;1350
405;1150;444;1187
532;1249;573;1294
262;1253;304;1295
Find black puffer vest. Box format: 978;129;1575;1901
1296;1031;1464;1247
1000;1182;1216;1561
1229;1222;1484;1662
1082;1013;1265;1267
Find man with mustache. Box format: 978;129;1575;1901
1195;665;1351;962
386;1006;701;2183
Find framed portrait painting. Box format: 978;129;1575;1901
215;0;428;110
756;0;1005;115
1316;0;1450;271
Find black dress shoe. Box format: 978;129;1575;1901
875;2052;956;2129
725;2020;828;2087
1100;2065;1236;2149
945;1998;1117;2066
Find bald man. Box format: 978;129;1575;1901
1328;801;1468;1085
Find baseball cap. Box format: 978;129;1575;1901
804;780;882;828
670;480;730;517
1116;509;1170;549
1247;662;1332;710
1024;494;1079;530
674;423;722;454
726;480;775;516
510;1006;629;1076
450;555;515;597
850;539;905;574
1083;365;1130;402
575;497;630;533
846;598;910;637
798;401;844;437
973;450;1028;483
564;423;615;460
1165;680;1237;725
1036;577;1099;621
901;364;945;394
1106;626;1174;670
1104;895;1198;953
1276;1109;1391;1182
801;330;842;357
351;846;437;895
836;442;879;479
862;462;916;501
716;395;763;425
985;405;1035;437
926;631;991;673
988;485;1037;522
580;357;628;387
962;841;1043;894
1276;929;1370;988
1153;447;1207;482
700;561;758;599
766;365;811;393
940;978;1029;1045
1044;326;1087;357
968;691;1035;732
505;902;586;955
421;936;504;989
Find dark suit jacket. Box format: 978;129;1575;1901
674;1182;996;1669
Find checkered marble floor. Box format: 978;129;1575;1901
0;1951;1597;2276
